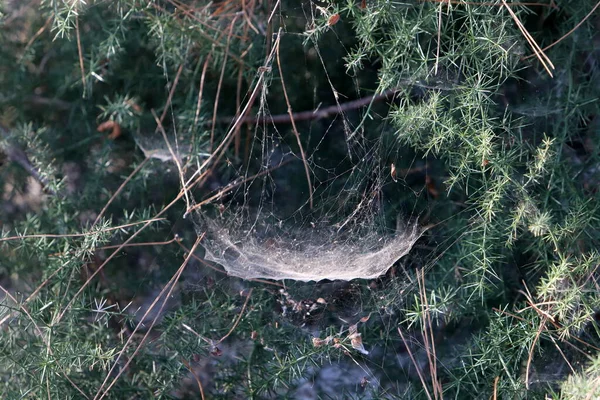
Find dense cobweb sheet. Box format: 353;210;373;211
201;219;423;281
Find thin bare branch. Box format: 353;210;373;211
501;0;555;77
95;235;204;400
217;88;399;126
398;327;433;400
0;218;165;243
92;158;151;227
214;289;253;346
524;0;600;60
181;357;206;400
75;14;86;96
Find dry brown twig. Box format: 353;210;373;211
523;0;600;60
0;218;165;243
0;123;56;194
397;326;433;400
22;15;53;56
493;306;600;354
180;357;206;400
217;88;400;126
92;157;151;226
434;0;450;76
234;20;251;158
517;282;577;389
525;314;547;389
94;236;180;251
211;14;239;151
75;12;86;97
179;289;253;349
193;56;212;130
501;0;555;77
492;376;499;400
209;15;237;151
214;288;253;346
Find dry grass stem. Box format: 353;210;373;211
501;0;555;77
524;0;600;60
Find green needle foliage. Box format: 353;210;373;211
1;0;599;398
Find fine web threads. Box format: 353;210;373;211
200;217;423;281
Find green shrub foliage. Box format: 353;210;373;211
1;0;599;398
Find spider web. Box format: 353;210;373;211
191;56;424;281
190;89;425;281
138;3;425;282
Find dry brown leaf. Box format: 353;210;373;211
348;324;369;354
312;336;333;347
328;14;340;26
97;120;122;140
